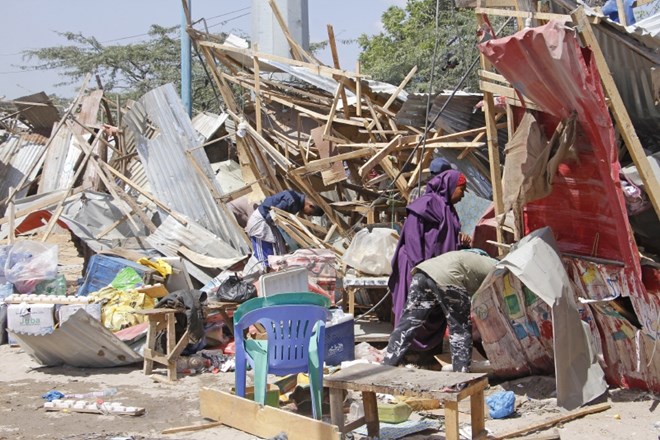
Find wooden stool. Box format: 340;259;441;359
324;363;487;440
137;308;190;381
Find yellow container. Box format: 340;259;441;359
377;402;413;424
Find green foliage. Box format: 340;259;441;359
22;25;221;112
358;0;480;93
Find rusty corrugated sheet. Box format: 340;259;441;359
13;92;60;137
0;134;47;202
9;309;142;368
122;84;250;254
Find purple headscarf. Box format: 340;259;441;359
388;169;463;351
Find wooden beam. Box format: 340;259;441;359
200;388;341;440
492;402;611;439
323;84;343;140
475;7;571;21
573;7;660;221
355;62;362;117
358;135;402;178
293;148;375;175
267;0;312;63
327;24;350;119
199;41;362;80
477;14;505;249
253;49;262;135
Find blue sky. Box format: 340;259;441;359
0;0;405;99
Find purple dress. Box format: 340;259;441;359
388;170;462;351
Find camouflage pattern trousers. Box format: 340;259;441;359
383;271;472;372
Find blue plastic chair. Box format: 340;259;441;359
234;304;327;419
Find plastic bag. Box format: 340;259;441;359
486;391;516;419
33;275;67;296
4;242;58;293
212;274;257;303
110;267;144;290
342;228;398;276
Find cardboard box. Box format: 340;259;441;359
58;304;102;324
7;304;55;345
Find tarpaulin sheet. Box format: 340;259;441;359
478;20;641;286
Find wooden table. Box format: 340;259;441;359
206;301;239;336
324;363;487;440
136;308;189;381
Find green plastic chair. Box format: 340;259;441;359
234;299;328;419
233;292;330;324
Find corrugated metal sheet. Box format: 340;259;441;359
38;125;82;194
13;92;60;137
593;19;660;147
9;309;142;368
192;111;228;141
122;84;249;254
0;134;47;202
146;214;246;284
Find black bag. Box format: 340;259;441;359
214;275;257;303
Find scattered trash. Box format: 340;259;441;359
486;391;516;419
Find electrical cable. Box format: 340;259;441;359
415;0;442;197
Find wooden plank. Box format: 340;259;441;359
323;84;343;140
572;7;660;221
161;421;223;435
311;127;346;186
445;399;460;440
355;62;362;117
477;14;506;249
475;7;571;21
293;148;375;174
359;135;402;178
327;24;350;119
492;402;611;439
200;388;341;440
478;80;542;111
362;391;379;438
7;187;15;244
267;0;311;63
253;50;262;134
200;41;361;80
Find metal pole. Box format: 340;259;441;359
181;0;192;116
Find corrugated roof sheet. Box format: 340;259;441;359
122;84;249;254
146;214;246;284
192;111;228;141
593;17;660;147
9;309;142;368
0;134;47;204
38;125;82;194
13;92;60;137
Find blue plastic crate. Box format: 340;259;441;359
324;317;355;366
77;255;155;296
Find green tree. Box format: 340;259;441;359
21;25;221;112
358;0;480;93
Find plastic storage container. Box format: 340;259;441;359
77;255;155;296
324;314;355;366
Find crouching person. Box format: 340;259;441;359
244;190;324;276
383;249;496;372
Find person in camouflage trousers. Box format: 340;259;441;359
383;250;496;372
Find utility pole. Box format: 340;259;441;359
181;0;192;116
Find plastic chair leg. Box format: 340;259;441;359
235;357;247;397
246;339;269;405
308;335;323;419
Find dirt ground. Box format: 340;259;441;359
2;232;658;439
1;344;658;440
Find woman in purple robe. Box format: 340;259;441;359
388;169;469;352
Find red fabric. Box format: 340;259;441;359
456;173;467;187
478;20;642;289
